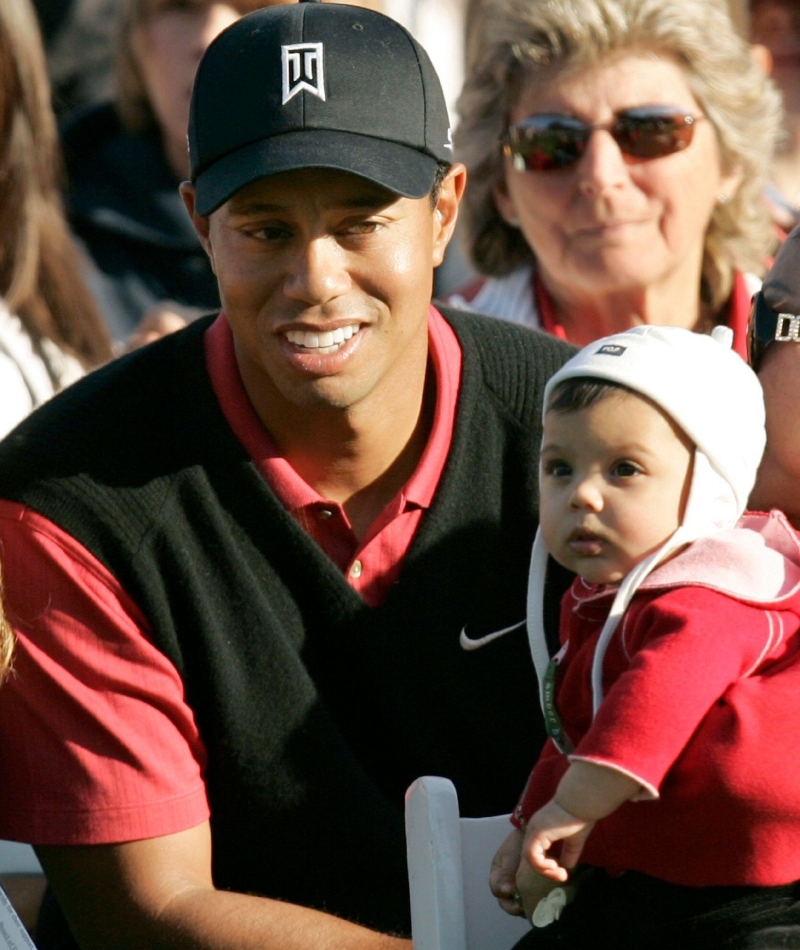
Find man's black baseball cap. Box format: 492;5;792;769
188;0;453;216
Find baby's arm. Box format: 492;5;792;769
523;760;641;881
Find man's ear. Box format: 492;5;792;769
180;182;215;271
432;163;467;268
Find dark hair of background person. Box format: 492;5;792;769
0;0;112;367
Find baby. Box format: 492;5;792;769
507;325;800;949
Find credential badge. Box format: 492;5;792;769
282;43;326;105
775;313;800;343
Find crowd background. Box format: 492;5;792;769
0;0;798;941
24;0;795;359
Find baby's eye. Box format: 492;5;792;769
611;460;640;478
544;459;572;477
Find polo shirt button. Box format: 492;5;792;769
319;509;333;518
350;560;363;578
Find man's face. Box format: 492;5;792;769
184;167;462;419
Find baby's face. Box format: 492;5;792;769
539;390;693;585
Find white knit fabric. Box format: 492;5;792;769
446;265;540;328
0;300;84;440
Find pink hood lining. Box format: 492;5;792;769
573;510;800;608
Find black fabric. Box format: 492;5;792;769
0;307;574;939
61;103;220;341
512;870;800;950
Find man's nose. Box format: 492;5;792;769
283;237;351;305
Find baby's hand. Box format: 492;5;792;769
515;857;565;923
523;799;595;881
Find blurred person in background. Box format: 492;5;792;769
33;0;119;120
0;0;111;929
61;0;384;346
449;0;781;355
748;225;800;526
61;0;264;343
749;0;800;230
0;0;112;441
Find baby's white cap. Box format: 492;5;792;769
542;324;766;533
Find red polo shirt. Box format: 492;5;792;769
206;308;462;605
0;307;462;843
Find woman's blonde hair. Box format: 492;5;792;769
0;569;14;685
0;0;112;367
455;0;782;315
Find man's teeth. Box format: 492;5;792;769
285;325;360;353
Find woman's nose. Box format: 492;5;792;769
576;129;630;196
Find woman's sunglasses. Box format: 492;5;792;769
501;105;701;172
747;291;800;372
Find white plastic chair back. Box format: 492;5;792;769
0;841;41;876
405;775;531;950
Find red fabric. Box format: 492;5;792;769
451;268;753;355
0;309;461;843
515;576;800;886
727;271;752;360
0;502;210;843
535;270;752;354
205;307;462;605
533;272;569;341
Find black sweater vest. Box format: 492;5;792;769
0;308;573;935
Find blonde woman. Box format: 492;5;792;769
450;0;782;353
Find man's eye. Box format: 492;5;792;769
252;226;291;241
344;221;381;236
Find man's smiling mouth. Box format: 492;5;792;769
284;324;362;355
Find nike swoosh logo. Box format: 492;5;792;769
459;620;525;651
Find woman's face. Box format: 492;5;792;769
751;342;800;527
135;3;242;169
494;53;742;305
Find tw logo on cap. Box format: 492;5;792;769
282;43;326;104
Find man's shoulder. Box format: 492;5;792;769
436;304;575;416
437;303;575;360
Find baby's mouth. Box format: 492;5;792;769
567;528;604;555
